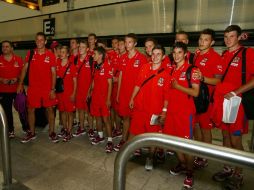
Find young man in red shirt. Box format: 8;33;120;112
17;32;58;143
0;40;29;137
128;44;170;170
89;47;114;153
192;29;224;168
212;25;254;189
88;33;97;56
116;33;147;151
56;46;77;142
163;42;200;189
73;40;93;137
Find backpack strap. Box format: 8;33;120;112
189;53;195;65
221;47;244;82
24;49;34;86
140;68;165;88
62;63;71;79
241;48;247;85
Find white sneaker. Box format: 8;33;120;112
145;157;153;171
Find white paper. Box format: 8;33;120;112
150;114;160;125
222;96;242;123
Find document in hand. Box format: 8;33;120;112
222;96;242;123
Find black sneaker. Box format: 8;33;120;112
213;167;234;182
224;173;243;190
170;164;187;176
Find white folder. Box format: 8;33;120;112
222;96;242;123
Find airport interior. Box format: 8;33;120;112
0;0;254;190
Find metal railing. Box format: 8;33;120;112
0;105;12;187
113;133;254;190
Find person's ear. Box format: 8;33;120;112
211;40;215;46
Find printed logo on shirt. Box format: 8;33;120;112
66;68;71;74
100;68;105;75
85;61;90;67
44;56;50;63
157;77;164;86
133;59;140;67
200;58;208;66
231;56;240;67
13;61;19;67
217;65;223;72
179;72;186;81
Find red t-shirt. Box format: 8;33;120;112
168;61;200;114
25;49;56;91
0;54;23;92
161;56;173;70
134;64;170;114
56;61;77;95
119;51;147;104
222;47;254;89
194;48;224;94
76;54;93;95
92;61;113;105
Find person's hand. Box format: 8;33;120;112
106;99;111;108
70;93;76;102
224;91;236;100
50;90;56;99
171;78;179;89
159;111;167;124
193;68;203;80
2;79;10;84
17;84;23;94
129;98;134;109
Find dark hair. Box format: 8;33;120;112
201;28;215;40
176;31;189;39
70;38;78;43
118;38;125;43
145;38;158;45
1;40;13;48
125;33;137;43
88;33;97;39
172;42;187;53
94;46;106;62
36;32;46;40
152;44;165;55
97;39;108;47
224;25;242;37
79;40;88;47
111;36;119;41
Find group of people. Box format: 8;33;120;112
0;24;253;190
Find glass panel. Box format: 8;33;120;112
177;0;254;31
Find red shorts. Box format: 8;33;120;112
118;100;131;117
27;88;57;108
129;111;161;135
90;101;110;117
57;94;76;112
76;95;88;111
194;104;213;129
219;105;248;135
163;112;194;139
111;84;119;111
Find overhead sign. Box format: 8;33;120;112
43;18;55;36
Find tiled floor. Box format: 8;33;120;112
0;111;254;190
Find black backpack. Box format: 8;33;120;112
186;65;210;114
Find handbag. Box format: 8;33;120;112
241;48;254;119
55;64;71;93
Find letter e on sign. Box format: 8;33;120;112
43;18;55;36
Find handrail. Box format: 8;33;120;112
0;105;12;187
113;133;254;190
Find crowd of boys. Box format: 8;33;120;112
0;24;253;190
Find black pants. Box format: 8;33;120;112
0;92;29;132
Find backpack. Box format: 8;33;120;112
186;65;210;114
241;48;254;119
